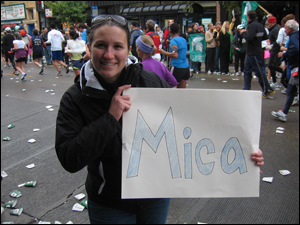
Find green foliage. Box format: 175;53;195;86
219;1;242;21
176;1;200;14
44;1;88;24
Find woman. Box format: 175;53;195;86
188;23;200;74
65;30;86;77
55;14;172;224
136;35;177;87
12;32;27;81
219;21;233;75
159;23;190;88
205;23;217;74
29;29;47;75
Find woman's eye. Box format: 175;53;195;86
95;43;105;48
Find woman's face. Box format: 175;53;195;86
225;23;229;29
193;24;198;30
89;25;129;83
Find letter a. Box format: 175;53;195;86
126;108;181;178
221;137;247;174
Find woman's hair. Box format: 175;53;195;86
14;32;22;40
170;23;179;35
207;23;213;29
136;35;157;56
89;20;130;49
221;21;229;35
69;30;79;40
191;23;197;31
281;14;295;27
32;29;39;36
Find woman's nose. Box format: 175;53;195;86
104;47;114;59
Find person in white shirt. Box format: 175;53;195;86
47;23;69;76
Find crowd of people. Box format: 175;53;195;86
1;22;90;80
1;11;297;224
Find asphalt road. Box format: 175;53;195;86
1;60;299;224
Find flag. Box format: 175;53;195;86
188;33;206;62
241;1;259;27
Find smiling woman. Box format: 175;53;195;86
55;14;172;224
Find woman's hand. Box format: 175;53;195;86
108;85;132;121
251;149;264;174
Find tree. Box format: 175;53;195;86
219;1;242;22
44;1;88;25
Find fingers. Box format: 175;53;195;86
251;149;264;167
114;84;131;97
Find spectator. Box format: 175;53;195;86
47;23;69;76
130;21;144;60
214;22;222;74
188;23;200;74
231;24;247;76
267;16;281;88
29;29;47;75
219;21;233;75
205;23;218;75
145;20;161;61
136;35;177;87
242;10;275;98
272;20;299;121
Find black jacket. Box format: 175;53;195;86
231;32;247;54
268;24;281;53
55;60;170;213
219;31;231;53
245;19;268;56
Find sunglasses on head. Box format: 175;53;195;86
91;14;128;28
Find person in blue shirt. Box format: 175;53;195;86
79;23;88;44
159;23;190;88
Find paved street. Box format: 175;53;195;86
1;60;299;224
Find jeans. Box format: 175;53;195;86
191;61;199;73
88;198;171;224
44;45;52;64
214;46;220;72
243;54;273;94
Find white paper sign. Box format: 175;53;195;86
122;88;261;198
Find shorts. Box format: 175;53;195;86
52;51;63;61
170;67;190;82
33;54;43;60
15;57;26;62
71;60;84;70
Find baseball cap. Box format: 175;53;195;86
4;27;11;32
237;24;245;30
20;30;26;37
267;16;277;23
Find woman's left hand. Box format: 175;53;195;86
251;149;264;173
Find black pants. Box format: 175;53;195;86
220;50;230;73
235;52;246;72
207;48;216;72
281;66;289;88
4;52;17;71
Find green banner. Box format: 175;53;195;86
188;33;206;63
241;1;259;27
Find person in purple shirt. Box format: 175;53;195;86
136;35;177;87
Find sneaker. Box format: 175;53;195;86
262;90;275;98
271;111;287;122
276;71;282;78
241;72;244;76
216;72;221;75
221;72;225;75
57;71;63;76
13;70;19;76
281;88;287;94
21;73;27;81
270;83;280;88
229;73;235;76
39;65;44;75
253;75;257;78
225;73;230;76
292;96;299;106
207;70;211;75
235;72;240;76
65;65;69;74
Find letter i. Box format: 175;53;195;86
184;127;192;179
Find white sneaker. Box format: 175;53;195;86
253;75;257;78
235;72;240;76
221;72;225;75
207;70;211;75
281;88;287;94
271;111;287;122
241;72;244;76
270;83;280;88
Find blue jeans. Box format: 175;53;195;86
214;46;220;72
191;61;199;73
243;55;273;94
88;198;171;224
44;45;52;64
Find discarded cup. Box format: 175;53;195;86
10;190;22;198
74;193;85;200
18;181;37;187
28;139;36;143
3;136;11;141
26;163;35;169
45;105;52;109
38;221;51;224
81;199;88;209
262;177;273;183
33;128;40;132
7;124;15;129
50;89;55;93
279;170;291;176
4;199;17;208
10;208;23;216
22;89;26;92
72;203;85;212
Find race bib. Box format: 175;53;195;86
291;67;299;77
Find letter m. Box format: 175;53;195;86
126;108;181;178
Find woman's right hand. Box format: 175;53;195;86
108;85;132;121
